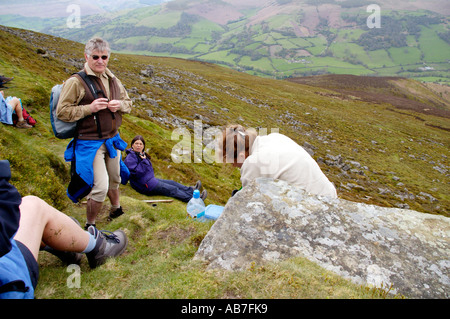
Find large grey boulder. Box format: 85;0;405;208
194;178;449;299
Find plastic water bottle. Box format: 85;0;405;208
186;189;205;219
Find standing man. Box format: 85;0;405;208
57;37;132;229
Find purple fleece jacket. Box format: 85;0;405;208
123;148;158;192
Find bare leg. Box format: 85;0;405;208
0;93;24;122
14;196;89;261
86;198;103;226
8;97;24;121
107;188;120;207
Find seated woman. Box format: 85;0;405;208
124;135;206;202
219;124;337;198
0;91;32;128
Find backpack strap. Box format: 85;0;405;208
74;71;104;138
76;71;101;100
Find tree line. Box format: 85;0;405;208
342;14;444;51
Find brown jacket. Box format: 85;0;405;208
56;63;132;140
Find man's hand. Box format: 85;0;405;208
89;98;109;113
107;100;121;113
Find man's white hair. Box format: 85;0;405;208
85;37;111;57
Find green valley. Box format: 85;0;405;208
1;0;449;83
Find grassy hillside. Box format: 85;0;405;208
0;26;448;299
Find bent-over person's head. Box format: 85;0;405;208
218;125;257;168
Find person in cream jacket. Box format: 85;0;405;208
220;125;337;198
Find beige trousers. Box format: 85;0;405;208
87;143;121;202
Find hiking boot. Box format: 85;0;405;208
194;180;201;190
200;189;207;201
85;226;128;269
108;206;124;220
43;246;83;265
16;120;32;129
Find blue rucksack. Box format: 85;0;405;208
50;71;99;139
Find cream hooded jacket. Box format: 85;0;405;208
240;133;337;198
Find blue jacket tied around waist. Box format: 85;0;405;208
64;133;130;203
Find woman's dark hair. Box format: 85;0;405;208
130;135;150;159
131;135;146;149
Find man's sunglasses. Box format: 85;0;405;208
91;55;109;60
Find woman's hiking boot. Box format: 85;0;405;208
16;120;32;129
194;180;201;190
86;226;128;269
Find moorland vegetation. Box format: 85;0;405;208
0;25;448;298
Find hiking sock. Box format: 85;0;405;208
111;205;120;211
82;230;97;253
84;223;96;230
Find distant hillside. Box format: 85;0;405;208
0;0;147;17
0;0;449;83
288;74;450;120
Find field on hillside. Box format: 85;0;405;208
0;26;448;299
